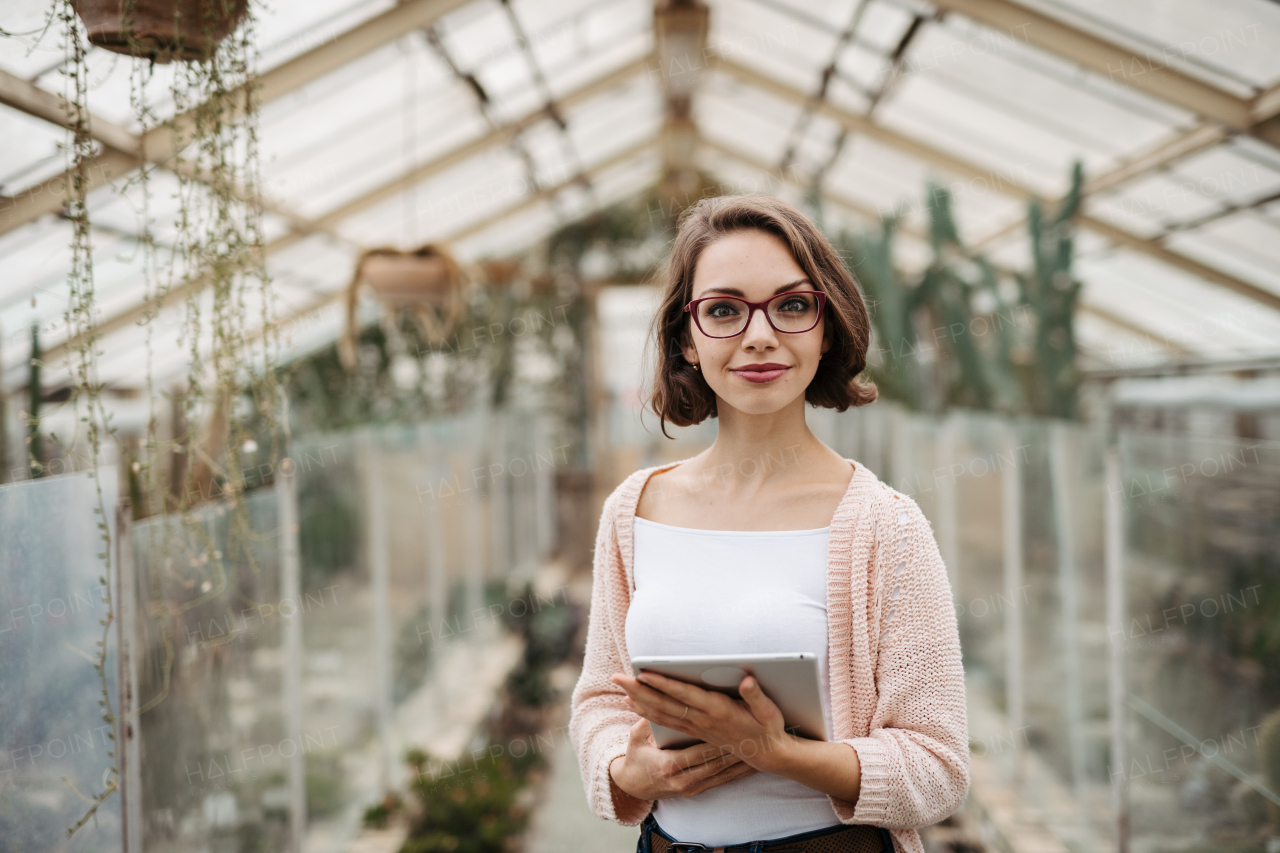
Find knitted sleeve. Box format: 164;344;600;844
567;487;654;826
830;493;970;830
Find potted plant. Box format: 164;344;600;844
339;244;472;370
73;0;248;61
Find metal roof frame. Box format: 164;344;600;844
1;0;1278;393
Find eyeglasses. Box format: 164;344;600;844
684;290;827;339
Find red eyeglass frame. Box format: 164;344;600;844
683;290;828;338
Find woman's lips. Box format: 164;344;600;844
731;365;790;383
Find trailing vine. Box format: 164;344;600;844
55;0;119;835
123;0;281;738
41;0;279;839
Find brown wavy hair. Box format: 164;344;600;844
647;195;878;437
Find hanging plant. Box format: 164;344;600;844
44;0;277;839
73;0;248;62
338;244;472;371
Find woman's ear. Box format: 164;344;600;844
679;335;699;367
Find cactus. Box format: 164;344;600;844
916;184;1025;413
1020;161;1084;419
837;162;1083;419
834;219;927;409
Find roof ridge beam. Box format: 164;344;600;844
39;54;652;363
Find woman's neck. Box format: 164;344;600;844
700;395;834;490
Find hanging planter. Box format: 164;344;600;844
73;0;248;62
340;244;471;370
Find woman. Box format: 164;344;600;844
569;195;968;853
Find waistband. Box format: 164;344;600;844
637;814;894;853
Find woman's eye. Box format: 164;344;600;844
707;302;740;317
778;297;810;313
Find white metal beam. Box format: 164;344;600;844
253;137;660;349
39;55;652;363
0;0;475;236
971;122;1228;251
702;135;1196;357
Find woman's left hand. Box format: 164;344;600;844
610;672;792;773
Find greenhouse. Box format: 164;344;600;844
0;0;1278;852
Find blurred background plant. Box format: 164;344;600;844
364;580;582;851
834;163;1084;420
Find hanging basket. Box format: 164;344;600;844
339;245;470;370
73;0;249;62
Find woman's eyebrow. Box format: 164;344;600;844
698;278;811;297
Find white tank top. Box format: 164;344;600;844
624;516;838;847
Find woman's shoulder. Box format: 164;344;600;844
601;460;687;521
844;463;931;532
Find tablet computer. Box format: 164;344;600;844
629;652;829;749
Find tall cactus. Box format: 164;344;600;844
917;184;1025;413
837;162;1083;419
834;219;926;409
1020;161;1083;419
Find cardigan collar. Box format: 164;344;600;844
613;457;881;594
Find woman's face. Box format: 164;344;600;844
683;229;830;417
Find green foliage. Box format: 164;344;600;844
842;217;926;408
279;285;577;434
500;582;582;709
306;753;347;819
363;793;402;829
838;163;1084;419
297;471;358;588
1020;162;1084;419
397;748;540;853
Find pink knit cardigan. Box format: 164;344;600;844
569;458;969;853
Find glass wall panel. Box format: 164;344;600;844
0;469;121;853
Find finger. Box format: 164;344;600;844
628;718;653;748
667;744;737;779
657;748;737;795
625;676;692;721
624;691;680;728
738;676;782;723
636;672;707;706
667;741;741;770
612;675;648;702
681;761;758;797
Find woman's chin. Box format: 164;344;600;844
718;390;804;417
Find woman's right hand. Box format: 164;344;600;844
609;719;757;800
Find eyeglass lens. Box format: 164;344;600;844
695;292;821;337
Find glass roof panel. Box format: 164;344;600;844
3;0;1280;391
1166;145;1280;211
859;0;919;54
710;5;830;92
750;0;862;34
1075;250;1280;358
541;26;650;97
1042;0;1280;91
836;43;891;95
1167;215;1280;294
0;109;73;199
255;0;394;72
